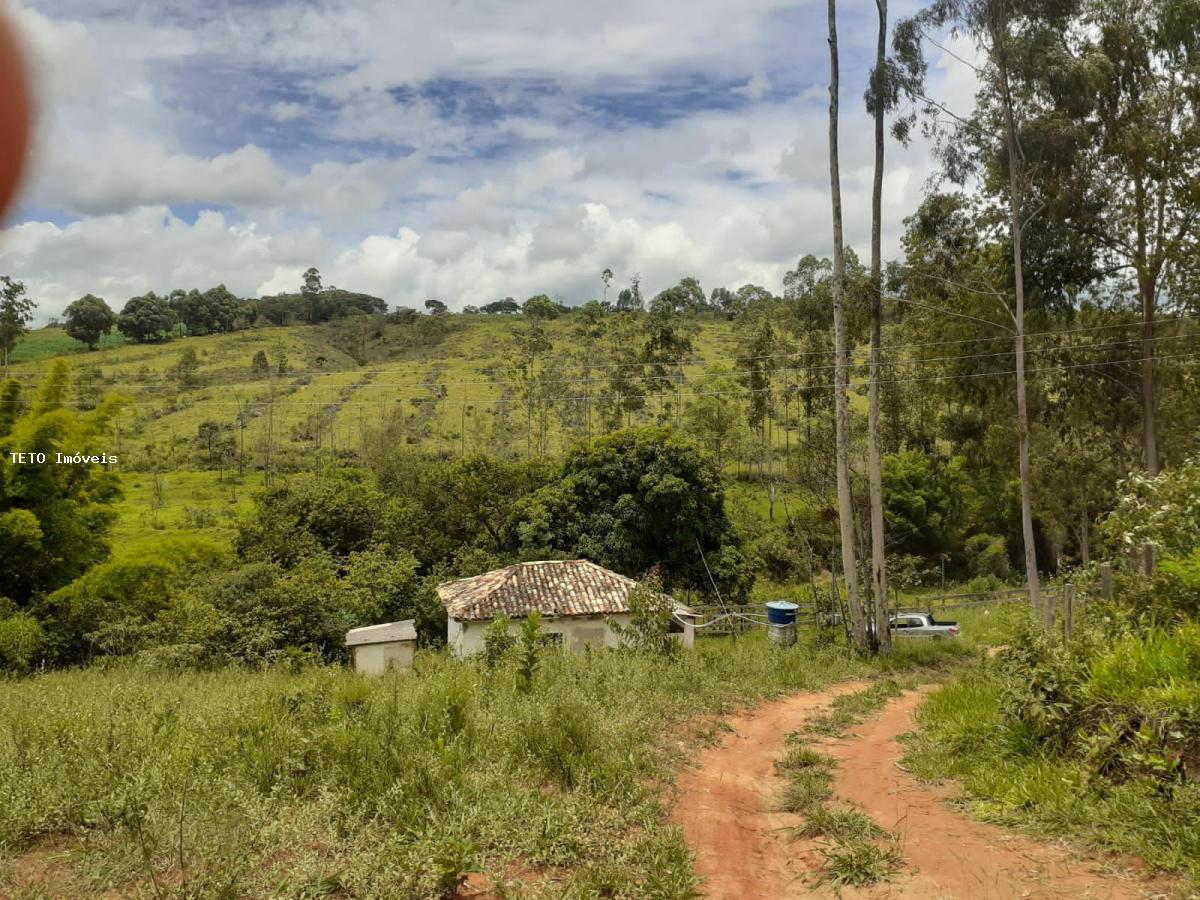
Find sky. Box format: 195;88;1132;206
0;0;980;321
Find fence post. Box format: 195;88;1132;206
1142;543;1156;576
1100;563;1113;602
1063;583;1074;641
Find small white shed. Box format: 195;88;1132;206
345;619;417;674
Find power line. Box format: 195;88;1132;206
9;318;1195;390
6;348;1197;409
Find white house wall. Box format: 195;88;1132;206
449;613;633;655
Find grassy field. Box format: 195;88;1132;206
108;469;253;559
902;625;1200;885
0;635;969;898
8;327;128;362
8;316;837;471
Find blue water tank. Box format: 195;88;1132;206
766;600;799;625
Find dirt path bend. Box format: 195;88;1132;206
674;683;1175;900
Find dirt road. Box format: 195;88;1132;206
673;682;1175;899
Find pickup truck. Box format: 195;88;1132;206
888;612;960;638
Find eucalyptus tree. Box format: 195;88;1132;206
597;313;646;430
512;295;555;456
0;276;33;377
862;0;920;654
827;0;868;650
572;300;607;439
735;311;777;476
643;285;698;425
892;0;1077;624
1024;0;1200;474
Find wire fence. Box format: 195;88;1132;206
687;585;1034;636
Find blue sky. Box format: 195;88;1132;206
0;0;979;319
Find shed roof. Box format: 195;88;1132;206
345;619;417;646
438;559;654;622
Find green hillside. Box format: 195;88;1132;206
7;314;826;561
9;317;756;464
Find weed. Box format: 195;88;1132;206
818;836;903;886
779;767;834;813
774;746;832;775
0;632;963;895
793;805;887;841
803;679;904;737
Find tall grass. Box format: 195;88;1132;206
903;667;1200;883
0;636;962;897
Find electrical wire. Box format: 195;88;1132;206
8;321;1195;391
10;314;1196;383
4;347;1197;409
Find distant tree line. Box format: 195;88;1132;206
10;264;791;362
46;267;389;348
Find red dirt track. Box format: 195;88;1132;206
673;683;1177;899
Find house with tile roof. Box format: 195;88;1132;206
437;559;695;654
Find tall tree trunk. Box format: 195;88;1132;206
999;52;1044;624
868;0;892;655
1140;277;1159;474
827;0;867;651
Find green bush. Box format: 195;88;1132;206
1154;550;1200;619
1101;457;1200;557
480;614;515;669
610;572;678;657
965;533;1010;579
0;613;43;673
994;619;1200;784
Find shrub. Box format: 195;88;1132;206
965;533;1010;578
0;613;43;673
34;559;177;663
754;528;809;581
1100;457;1200;557
965;574;1006;595
610;572;677;657
481;614;515;670
996;619;1200;784
1153;550;1200;620
516;612;543;693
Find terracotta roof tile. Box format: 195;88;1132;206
437;559;641;621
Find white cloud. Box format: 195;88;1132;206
268;101;306;122
1;0;979;319
0;207;324;309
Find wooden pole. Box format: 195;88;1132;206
1100;563;1114;602
1063;583;1074;641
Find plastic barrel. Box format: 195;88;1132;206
765;600;799;625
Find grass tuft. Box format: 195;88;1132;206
779;767;835;813
774;746;833;775
803;679;905;737
793;805;888;841
818;836;903;886
776;683;909;888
